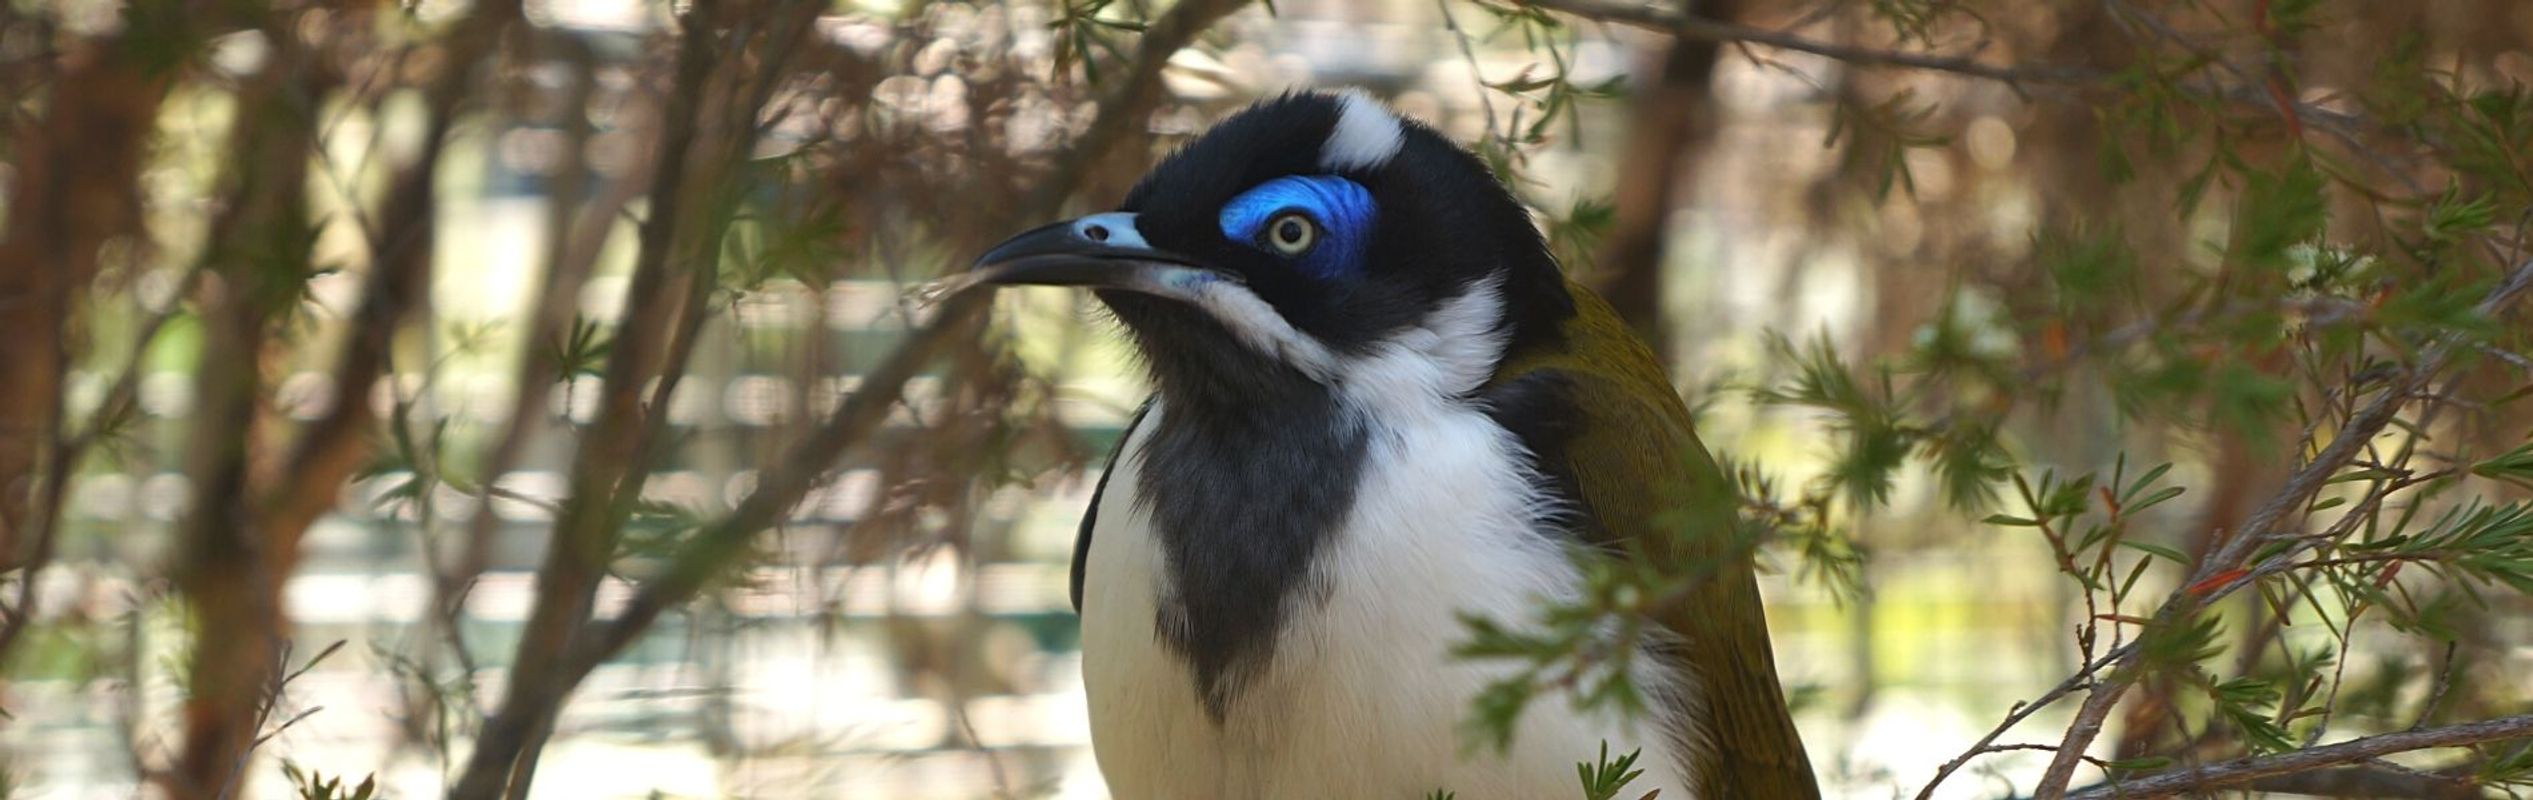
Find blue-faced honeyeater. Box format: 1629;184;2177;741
959;90;1818;800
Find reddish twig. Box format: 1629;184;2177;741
2031;257;2533;798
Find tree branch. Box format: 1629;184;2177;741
445;3;1254;793
435;31;611;678
446;3;728;795
2066;714;2533;799
261;0;515;562
167;4;518;796
2234;765;2482;799
558;0;1256;684
0;287;186;663
2031;256;2533;798
1517;0;2400;175
1591;24;1728;359
1518;0;2097;84
1914;647;2134;800
0;32;165;575
492;9;822;798
167;23;326;798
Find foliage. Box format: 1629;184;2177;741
1576;742;1652;800
1444;1;2533;799
279;763;377;800
1;1;2529;799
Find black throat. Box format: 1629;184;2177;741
1111;293;1369;721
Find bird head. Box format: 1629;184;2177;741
965;90;1575;405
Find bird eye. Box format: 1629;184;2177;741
1263;211;1317;256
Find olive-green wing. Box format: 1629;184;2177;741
1487;283;1820;800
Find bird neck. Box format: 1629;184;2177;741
1103;291;1332;417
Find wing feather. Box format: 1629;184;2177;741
1487;282;1820;800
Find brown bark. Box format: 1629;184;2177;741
483;7;822;797
1590;9;1731;360
168;5;515;796
166;28;323;797
0;41;165;570
448;4;751;795
569;0;1262;681
2112;428;2283;760
261;22;490;543
2037;255;2533;796
450;2;1258;795
436;33;610;674
2071;713;2533;799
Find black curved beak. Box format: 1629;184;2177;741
949;212;1235;298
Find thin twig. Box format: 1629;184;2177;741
0;273;192;661
454;1;1257;795
447;3;727;795
437;31;624;677
1518;0;2097;83
167;21;332;797
1914;647;2133;800
1524;0;2396;154
2031;258;2533;798
2066;713;2533;799
560;0;1258;683
1434;0;1504;145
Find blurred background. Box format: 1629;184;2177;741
3;0;2531;798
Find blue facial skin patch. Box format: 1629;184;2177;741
1218;175;1376;281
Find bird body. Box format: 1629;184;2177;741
963;90;1816;800
1078;288;1695;800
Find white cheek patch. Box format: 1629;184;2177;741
1166;279;1342;382
1320;89;1405;171
1168;274;1510;405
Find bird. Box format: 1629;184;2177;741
957;89;1818;800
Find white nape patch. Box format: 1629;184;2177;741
1320;89;1406;171
1337;274;1509;412
1073;212;1151;250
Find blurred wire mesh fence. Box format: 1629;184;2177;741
4;0;2531;798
